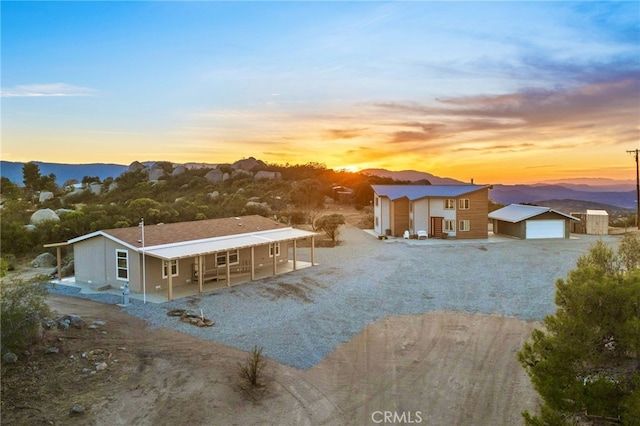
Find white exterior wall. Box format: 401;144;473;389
429;198;458;237
374;195;391;235
413;199;429;234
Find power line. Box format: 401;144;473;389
627;149;640;229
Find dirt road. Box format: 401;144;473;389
2;294;539;425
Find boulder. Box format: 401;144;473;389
56;208;75;216
69;405;85;416
127;161;147;173
57;314;86;329
89;183;102;195
2;352;17;364
208;191;220;200
39;191;54;203
232;169;253;179
172;165;186;176
232;157;266;171
24;224;36;232
148;168;166;182
30;208;60;224
205;169;226;183
32;252;56;268
61;260;74;277
108;181;118;192
255;171;281;180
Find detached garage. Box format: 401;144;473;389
489;204;579;239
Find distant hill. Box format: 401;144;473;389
531;199;632;216
1;161;128;185
489;184;636;209
536;178;635;192
361;168;465;185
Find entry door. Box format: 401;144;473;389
431;217;443;238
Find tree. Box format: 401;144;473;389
0;177;21;199
22;162;41;192
315;214;346;243
518;236;640;425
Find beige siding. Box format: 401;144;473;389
455;188;489;239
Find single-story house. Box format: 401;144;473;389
489;204;579;239
371;184;491;239
61;215;317;301
570;210;609;235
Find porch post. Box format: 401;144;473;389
293;239;297;271
226;251;231;287
250;246;255;280
198;255;203;293
55;246;62;280
168;268;173;301
272;243;277;276
311;236;315;265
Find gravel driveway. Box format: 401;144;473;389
49;226;621;369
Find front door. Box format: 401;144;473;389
431;217;443;238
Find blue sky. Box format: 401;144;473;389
2;1;639;183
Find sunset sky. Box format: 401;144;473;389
2;1;639;184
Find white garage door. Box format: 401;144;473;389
525;220;564;239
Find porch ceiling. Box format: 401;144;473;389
140;227;317;261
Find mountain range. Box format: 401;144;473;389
1;161;636;211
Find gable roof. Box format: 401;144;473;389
371;184;489;201
489;204;579;223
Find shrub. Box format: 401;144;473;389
239;345;267;389
0;277;51;354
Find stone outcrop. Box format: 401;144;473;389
205;169;229;183
254;171;281;180
127;161;147;173
232;157;267;171
148;168;166;182
30;208;60;224
89;182;102;195
39;191;54;203
172;165;186;176
32;252;56;268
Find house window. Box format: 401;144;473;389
409;202;413;213
269;242;281;257
375;196;379;206
162;259;178;278
375;216;379;226
458;198;470;210
444;220;456;232
459;220;471;232
444;199;455;209
216;250;239;267
116;249;129;281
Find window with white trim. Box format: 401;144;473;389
216;250;239;267
162;259;178;278
444;199;455;209
269;242;281;257
459;220;471;232
444;220;456;232
116;249;129;281
458;198;470;209
375;196;379;206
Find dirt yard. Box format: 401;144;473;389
1;294;540;425
2;206;543;425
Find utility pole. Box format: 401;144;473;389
628;149;640;229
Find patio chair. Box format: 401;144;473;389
403;230;410;239
417;230;428;240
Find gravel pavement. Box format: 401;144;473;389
48;226;622;369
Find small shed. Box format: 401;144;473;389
489;204;580;239
570;210;609;235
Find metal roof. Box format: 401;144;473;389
371;184;488;201
141;227;317;261
489;204;580;223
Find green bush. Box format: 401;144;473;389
0;278;51;354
